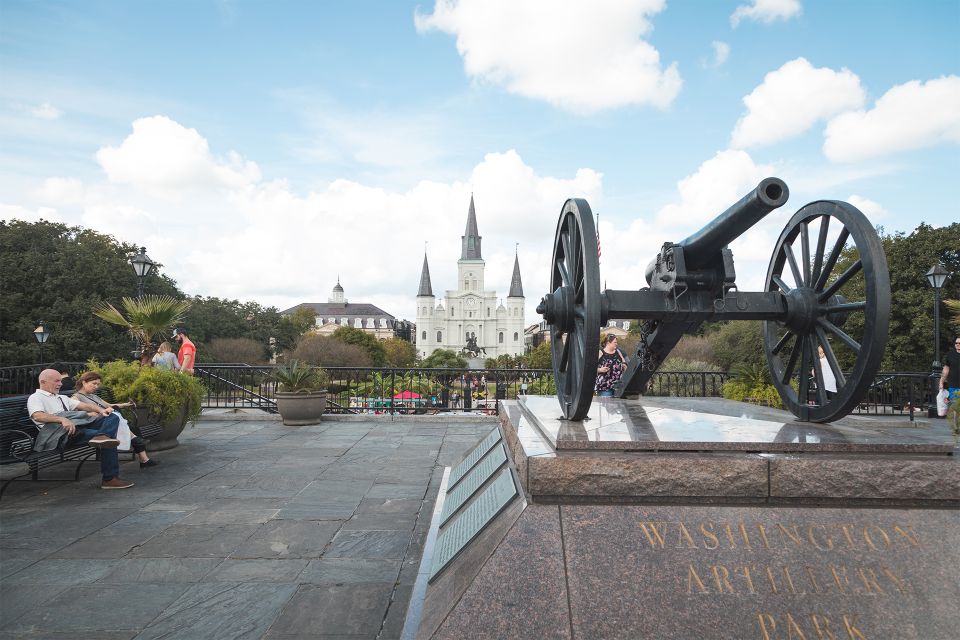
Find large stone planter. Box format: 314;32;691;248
140;404;190;452
275;390;327;425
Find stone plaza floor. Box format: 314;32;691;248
0;414;497;639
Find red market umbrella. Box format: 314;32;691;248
393;390;422;400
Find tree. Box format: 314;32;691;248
276;306;317;353
485;353;521;369
420;348;468;368
382;337;417;367
706;321;765;372
93;295;192;349
291;335;372;367
332;326;387;366
184;297;285;361
0;220;181;365
204;338;268;364
526;341;552;370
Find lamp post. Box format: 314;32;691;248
33;320;49;364
926;263;950;417
131;246;156;298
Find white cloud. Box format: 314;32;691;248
34;177;85;205
823;75;960;163
846;195;889;220
415;0;681;113
656;149;778;228
731;0;802;28
31;103;63;120
710;41;730;68
95;116;261;196
0;203;62;223
731;57;865;149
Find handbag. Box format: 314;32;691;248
937;389;949;417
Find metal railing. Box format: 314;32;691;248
0;363;941;418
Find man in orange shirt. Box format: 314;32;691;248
172;328;197;375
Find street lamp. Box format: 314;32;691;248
926;263;950;417
33;320;50;363
131;246;156;298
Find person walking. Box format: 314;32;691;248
595;334;628;397
940;335;960;404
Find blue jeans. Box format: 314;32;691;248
597;389;615;397
74;414;120;480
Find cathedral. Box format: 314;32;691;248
415;196;525;359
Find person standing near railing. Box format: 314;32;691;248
152;341;180;372
172;328;196;375
940;335;960;404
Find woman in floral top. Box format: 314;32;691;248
595;334;628;397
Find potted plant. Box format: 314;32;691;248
273;360;330;425
88;359;204;450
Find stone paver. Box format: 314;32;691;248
0;416;494;639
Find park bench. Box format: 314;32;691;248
0;390;161;499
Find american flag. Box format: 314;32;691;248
596;214;601;261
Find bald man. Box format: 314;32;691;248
27;369;134;490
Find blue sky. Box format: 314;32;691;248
2;0;958;324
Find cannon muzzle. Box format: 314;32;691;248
677;177;788;270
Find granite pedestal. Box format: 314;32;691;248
409;396;959;639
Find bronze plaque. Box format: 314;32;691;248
448;427;502;488
440;442;508;526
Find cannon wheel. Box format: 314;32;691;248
544;199;601;420
763;200;890;422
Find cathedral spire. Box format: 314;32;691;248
417;253;434;297
461;193;482;260
508;249;524;298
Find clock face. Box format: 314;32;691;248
466;297;477;307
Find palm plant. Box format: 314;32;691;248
93;295;191;347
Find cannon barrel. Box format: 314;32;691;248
677;177;788;270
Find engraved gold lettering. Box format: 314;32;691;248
786;612;808;639
782;566;804;594
856;567;885;594
686;564;709;594
757;613;777;640
892;525;921;548
765;566;779;594
837;524;857;548
842;615;867;640
862;525;890;550
777;523;803;547
700;522;719;549
880;567;909;593
738;565;757;594
723;522;737;548
807;525;834;551
712;564;735;593
739;522;753;549
638;522;667;548
756;523;771;549
829;565;851;594
677;522;698;549
805;566;823;593
810;614;837;640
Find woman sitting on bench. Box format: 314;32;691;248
73;372;159;469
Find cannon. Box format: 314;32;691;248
536;178;890;423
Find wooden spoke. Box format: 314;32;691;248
800;221;811;287
811;215;830;285
814;227;850;291
819;259;862;302
818;317;861;354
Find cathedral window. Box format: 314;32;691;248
514;332;519;341
464;280;469;289
422;330;426;340
436;331;442;342
451;308;454;317
498;332;504;343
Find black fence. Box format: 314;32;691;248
0;363;941;418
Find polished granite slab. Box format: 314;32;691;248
519;395;957;454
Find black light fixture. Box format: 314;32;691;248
926;263;951;417
33;320;49;363
131;246;156;297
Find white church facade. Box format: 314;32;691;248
415;196;525;359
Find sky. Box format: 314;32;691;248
2;0;958;326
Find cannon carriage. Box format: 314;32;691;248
536;178;890;423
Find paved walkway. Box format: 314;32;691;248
0;415;496;639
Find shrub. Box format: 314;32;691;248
292;335;372;367
86;359;204;423
204;337;267;364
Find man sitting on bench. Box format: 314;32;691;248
26;369;134;490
